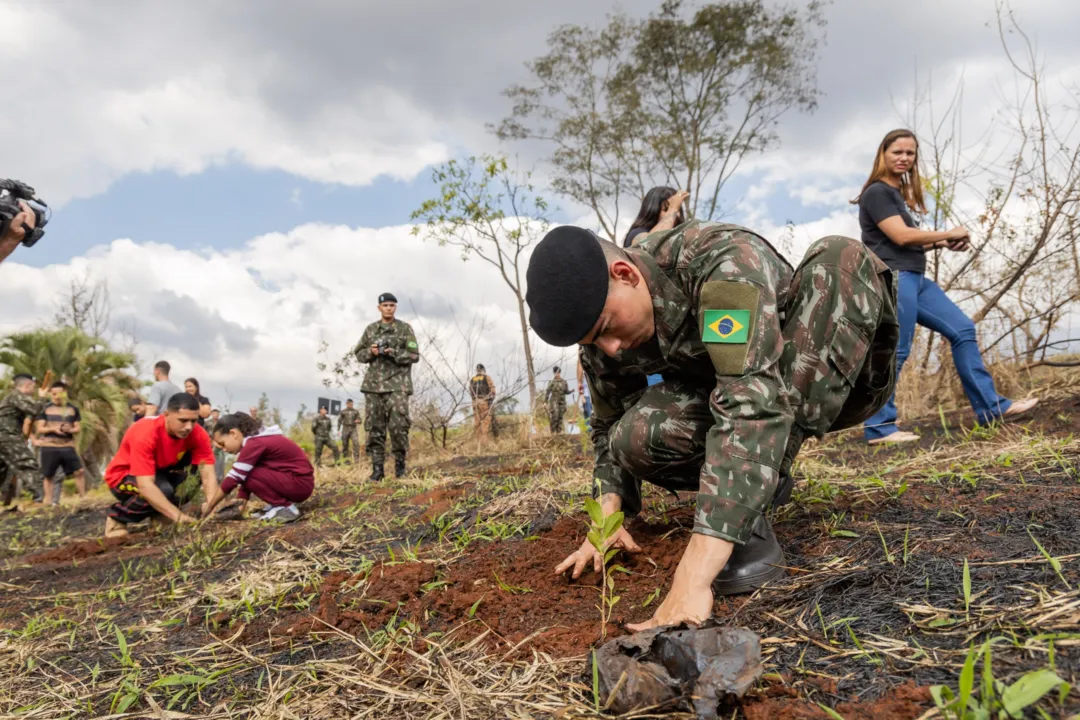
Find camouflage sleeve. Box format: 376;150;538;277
396;324;420;366
581;350;648;515
14;394;46;419
355;325;375;364
694;237;793;544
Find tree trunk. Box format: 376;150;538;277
515;291;538;413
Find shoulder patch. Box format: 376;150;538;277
407;341;418;350
698;281;760;376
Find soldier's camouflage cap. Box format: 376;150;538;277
526;226;608;347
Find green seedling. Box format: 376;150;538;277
875;522;894;565
642;587;661;608
963;558;972;615
492;571;531;595
584;497;624;640
467;596;484;618
1027;528;1071;589
931;640;1069;719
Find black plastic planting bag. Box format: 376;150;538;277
589;624;762;718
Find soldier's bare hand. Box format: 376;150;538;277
370;345;379;356
555;527;641;579
176;513;197;525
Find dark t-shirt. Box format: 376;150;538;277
624;227;648;248
859;181;925;274
35;402;81;445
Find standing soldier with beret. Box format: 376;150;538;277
526;221;898;631
338;399;363;464
355;293;419;481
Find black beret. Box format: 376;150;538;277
526;226;608;346
378;292;398;304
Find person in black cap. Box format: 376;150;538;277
528;221;898;632
353;293;419;481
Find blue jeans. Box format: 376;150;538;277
864;271;1011;440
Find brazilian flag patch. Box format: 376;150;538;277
702;310;750;344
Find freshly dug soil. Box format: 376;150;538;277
257;508;697;655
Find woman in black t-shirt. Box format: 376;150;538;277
184;377;213;429
856;129;1037;444
623;187;689;248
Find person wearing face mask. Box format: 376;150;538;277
856;129;1037;445
526;221;899;631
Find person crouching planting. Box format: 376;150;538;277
202;412;314;524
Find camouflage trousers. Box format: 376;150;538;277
548;402;566;434
312;437;339;467
609;237;898;502
341;429;361;462
364;391;410;464
0;435;44;504
472;399;492;438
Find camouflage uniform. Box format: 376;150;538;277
469;373;496;438
311;414;339;467
338;406;363;463
583;221;898;545
0;390;46;504
545;376;571;433
355;319;419;469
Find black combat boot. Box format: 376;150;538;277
394;455;406;479
370;452;385;482
711;515;786;596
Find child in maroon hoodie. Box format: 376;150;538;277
203;413;314;523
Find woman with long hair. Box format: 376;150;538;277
183;377;212;427
623;187;690;248
856;129;1037;444
202;412;314;523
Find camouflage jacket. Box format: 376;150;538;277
581;221;796;543
0;391;46;439
355;319;419;394
312;415;333;439
545;377;570;408
338;407;362;432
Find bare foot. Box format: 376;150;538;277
104;517;129;538
1003;397;1038;418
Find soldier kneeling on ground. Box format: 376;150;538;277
526;220;898;630
203;412;314;524
104;394;220;537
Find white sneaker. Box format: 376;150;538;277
260;504;300;523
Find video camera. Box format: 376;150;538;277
0;179;49;247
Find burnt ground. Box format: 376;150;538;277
0;396;1078;718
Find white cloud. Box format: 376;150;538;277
0;223;564;415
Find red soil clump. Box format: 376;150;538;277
25;536;132;565
743;681;931;719
409;482;475;522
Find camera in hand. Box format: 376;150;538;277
375;339;394;356
0;179;49;247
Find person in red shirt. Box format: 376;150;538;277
202;412;314;523
104;393;219;537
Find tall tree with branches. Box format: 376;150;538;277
411;155;547;410
494;0;825;240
